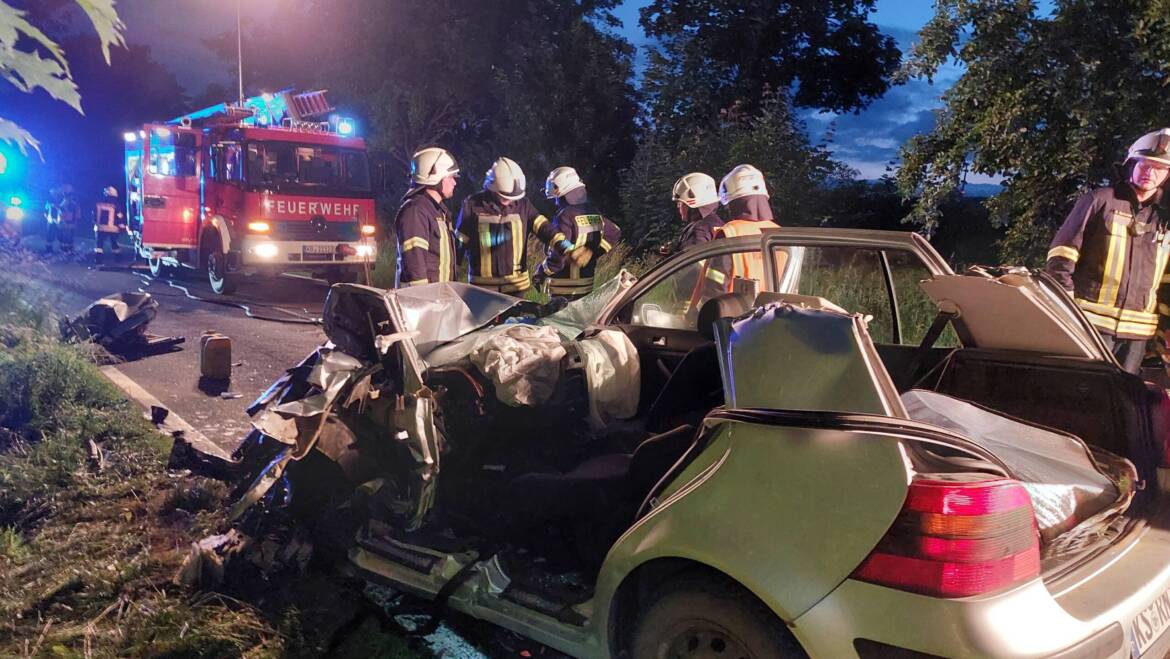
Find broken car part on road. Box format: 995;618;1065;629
59;291;184;357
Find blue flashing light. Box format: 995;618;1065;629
9;195;22;207
0;152;7;176
337;117;355;137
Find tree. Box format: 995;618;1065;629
0;0;124;155
639;0;900;137
206;0;640;213
619;92;853;251
896;0;1170;262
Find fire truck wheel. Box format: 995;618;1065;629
207;250;238;295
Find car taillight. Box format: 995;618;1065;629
853;477;1040;598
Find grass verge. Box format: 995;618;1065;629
0;278;424;658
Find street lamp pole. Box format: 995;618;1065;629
236;0;244;106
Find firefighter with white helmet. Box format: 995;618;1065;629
694;164;781;295
533;166;622;299
455;157;566;295
92;185;125;265
394;146;461;286
1046;128;1170;373
664;172;724;255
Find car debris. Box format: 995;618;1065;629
59;292;183;357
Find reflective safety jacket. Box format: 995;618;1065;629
708;217;781;291
455;192;560;295
538;189;621;298
394;189;457;287
94;201;124;233
1046;185;1170;340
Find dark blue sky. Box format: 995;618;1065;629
120;0;960;181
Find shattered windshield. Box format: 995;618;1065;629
245;141;371;194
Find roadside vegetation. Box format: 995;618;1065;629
0;278;424;658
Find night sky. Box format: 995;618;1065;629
116;0;963;182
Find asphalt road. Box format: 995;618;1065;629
6;237;329;454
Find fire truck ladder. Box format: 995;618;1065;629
284;90;334;121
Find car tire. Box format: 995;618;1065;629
631;573;806;659
207;248;238;295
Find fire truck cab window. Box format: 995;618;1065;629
245;142;371;193
148;129;196;177
211;143;244;183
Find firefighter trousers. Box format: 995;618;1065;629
1101;333;1146;375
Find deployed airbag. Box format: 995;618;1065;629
902;389;1129;541
470;325;566;406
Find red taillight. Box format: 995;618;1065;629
853;477;1040;598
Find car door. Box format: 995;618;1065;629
601;237;772;410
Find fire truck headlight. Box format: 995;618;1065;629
253;243;279;259
247;221;271;233
5;207;24;222
355;244;375;258
123;132;137;143
360;224;376;236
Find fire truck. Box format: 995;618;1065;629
124;89;376;294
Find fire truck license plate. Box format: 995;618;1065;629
302;245;334;261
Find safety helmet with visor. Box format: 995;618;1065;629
410;147;460;187
544;166;585;199
719;164;769;205
484;157;527;201
672;172;719;208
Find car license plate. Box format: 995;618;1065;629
1131;585;1170;655
302;245;334;262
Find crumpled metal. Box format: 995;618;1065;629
392;282;521;354
252;348;363;444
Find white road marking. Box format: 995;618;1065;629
99;365;233;460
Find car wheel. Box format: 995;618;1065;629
207;249;238;295
631;574;805;659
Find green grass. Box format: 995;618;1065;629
0;275;427;658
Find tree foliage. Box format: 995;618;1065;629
897;0;1170;261
212;0;639;213
619;92;853;251
0;0;124;154
639;0;900;137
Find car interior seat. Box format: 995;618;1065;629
642;293;752;433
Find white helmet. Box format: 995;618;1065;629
484;157;526;200
102;186;118;198
719;164;769;205
410;147;460;186
672;172;719;208
544;166;585;199
1126;129;1170;167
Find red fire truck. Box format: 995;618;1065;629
124;89;376;294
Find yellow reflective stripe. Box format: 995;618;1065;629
533;214;549;231
706;268;727;284
405;278;429;287
1046;245;1080;262
438;221;452;282
478;224;494;279
1149;242;1170;313
1076;298;1159;324
1117;320;1158;336
1079;305;1158;337
552;232;568;245
470;272;531;285
511;216;523;273
402;237;429;251
1097;222;1128;306
600;239;612;252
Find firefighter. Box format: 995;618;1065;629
42;188;62;254
394;147;460;287
93;186;125;265
1046;129;1170;374
670;172;724;252
698;164;780;295
533;166;621;300
52;185;80;256
456;157;563;295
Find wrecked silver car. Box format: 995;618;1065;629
227;229;1170;658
